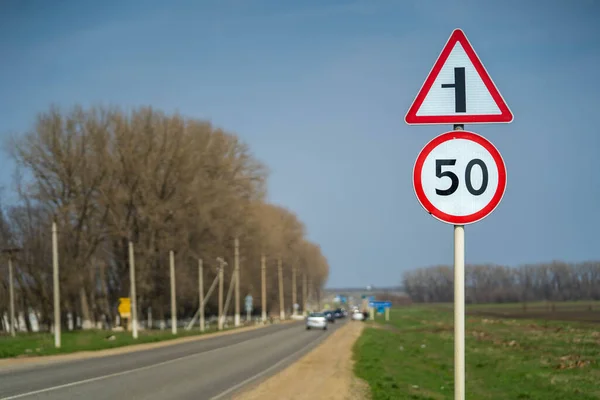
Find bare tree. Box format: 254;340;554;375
3;105;330;332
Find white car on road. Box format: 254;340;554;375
306;312;328;330
351;310;365;321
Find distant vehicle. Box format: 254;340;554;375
306;312;328;330
323;310;336;323
352;310;365;321
333;308;345;319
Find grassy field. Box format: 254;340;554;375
466;300;600;310
465;301;600;324
353;306;600;400
0;326;233;359
424;301;600;324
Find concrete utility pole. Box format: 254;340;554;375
8;253;15;336
234;238;240;327
222;272;236;327
129;241;138;339
3;248;21;337
170;250;177;335
261;254;267;323
199;259;204;332
292;265;297;316
278;258;285;320
314;280;321;310
302;272;308;315
217;258;226;330
52;220;61;347
185;270;219;331
308;277;313;312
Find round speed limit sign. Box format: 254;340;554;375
413;131;506;225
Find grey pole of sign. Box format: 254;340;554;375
453;124;466;400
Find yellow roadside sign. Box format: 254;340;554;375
118;297;131;318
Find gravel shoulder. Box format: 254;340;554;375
233;320;370;400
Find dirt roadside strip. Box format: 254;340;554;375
0;321;294;371
233;321;370;400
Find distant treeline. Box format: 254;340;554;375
403;261;600;303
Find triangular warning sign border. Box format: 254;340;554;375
405;29;513;125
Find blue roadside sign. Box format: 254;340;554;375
368;301;392;308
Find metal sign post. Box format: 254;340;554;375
406;28;512;400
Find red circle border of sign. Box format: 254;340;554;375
413;131;507;225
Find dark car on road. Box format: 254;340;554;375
323;310;335;323
333;308;345;319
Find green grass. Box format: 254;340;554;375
423;300;600;311
0;326;233;359
465;301;600;310
353;306;600;400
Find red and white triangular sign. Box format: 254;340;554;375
405;29;513;125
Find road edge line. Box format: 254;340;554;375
0;323;299;400
210;322;345;400
0;320;296;370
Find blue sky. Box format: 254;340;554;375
1;0;599;287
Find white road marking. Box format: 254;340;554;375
210;325;336;400
0;325;297;400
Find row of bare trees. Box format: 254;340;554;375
0;105;329;331
403;261;600;304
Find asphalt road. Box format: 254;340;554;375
0;320;345;400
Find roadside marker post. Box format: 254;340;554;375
405;29;511;400
245;295;253;321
